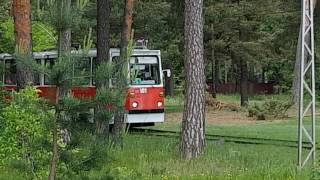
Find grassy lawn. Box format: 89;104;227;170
2;94;315;179
107;134;311;179
163;93;319;142
101;93;313;179
147;118;320;143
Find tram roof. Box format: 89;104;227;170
0;53;12;60
0;48;161;60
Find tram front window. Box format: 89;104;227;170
130;56;160;85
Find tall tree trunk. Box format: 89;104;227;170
48;32;71;180
113;0;134;147
58;30;71;54
164;64;174;97
180;0;205;159
211;48;220;98
48;1;72;177
214;55;220;97
237;5;249;106
240;58;248;106
292;0;317;104
57;0;71;55
292;28;301;103
48;87;60;180
224;61;228;83
95;0;111;141
211;25;216;98
12;0;34;89
97;0;110;65
48;28;71;180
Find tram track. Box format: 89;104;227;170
130;128;316;149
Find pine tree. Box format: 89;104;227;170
95;0;111;141
180;0;206;159
37;0;90;178
112;0;134;148
12;0;34;89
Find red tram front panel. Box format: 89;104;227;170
124;86;165;123
125;87;164;111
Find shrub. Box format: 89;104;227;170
0;86;51;177
248;99;292;120
205;92;239;111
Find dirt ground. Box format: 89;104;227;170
165;109;256;124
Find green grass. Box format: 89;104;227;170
148;116;320;146
106;134;311;179
112;93;315;179
2;94;315;179
165;93;293;112
163;93;319;142
165;95;184;113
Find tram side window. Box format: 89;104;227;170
34;59;41;85
92;57;96;85
4;60;17;85
111;56;121;85
44;59;55;85
73;57;91;86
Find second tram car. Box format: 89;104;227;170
0;48;168;125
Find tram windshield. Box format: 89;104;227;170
130;56;160;85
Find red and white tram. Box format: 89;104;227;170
0;48;167;126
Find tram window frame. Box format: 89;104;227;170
110;56;122;87
44;58;55;85
72;57;93;86
34;59;41;85
109;55;161;86
3;59;17;85
129;56;161;86
91;57;96;86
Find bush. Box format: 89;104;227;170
0;86;51;177
248;99;292;120
205;92;239;111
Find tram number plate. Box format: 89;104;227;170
140;88;147;94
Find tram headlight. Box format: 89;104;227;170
132;102;138;108
129;92;135;98
157;101;163;107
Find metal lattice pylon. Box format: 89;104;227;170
298;0;316;169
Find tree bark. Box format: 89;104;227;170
240;58;248;106
120;0;134;55
97;0;110;65
58;30;71;55
164;64;174;97
12;0;34;89
113;0;134;147
95;0;111;142
214;54;220;98
180;0;205;159
211;25;216;98
48;87;60;180
224;61;228;83
237;7;249;106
